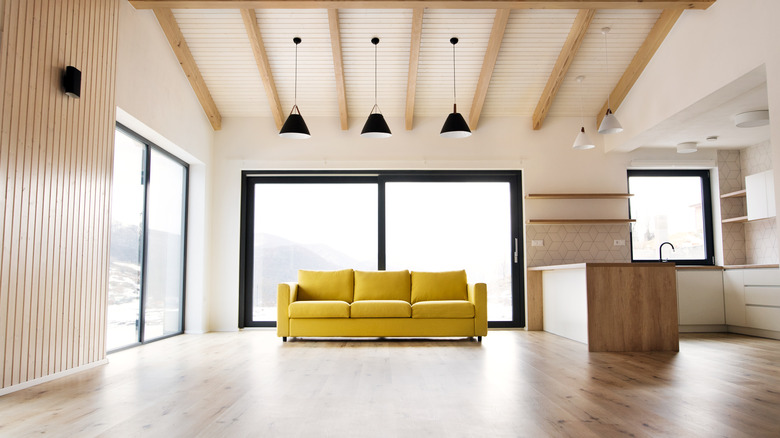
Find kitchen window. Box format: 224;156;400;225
628;170;715;265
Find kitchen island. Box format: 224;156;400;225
527;263;679;352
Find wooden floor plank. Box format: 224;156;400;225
0;331;779;437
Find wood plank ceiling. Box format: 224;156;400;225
129;1;716;132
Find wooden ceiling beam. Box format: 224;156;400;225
328;9;349;130
532;9;595;130
131;1;715;10
241;9;284;130
153;8;222;130
595;8;683;128
405;8;424;130
469;8;510;130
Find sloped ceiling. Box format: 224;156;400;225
129;1;716;133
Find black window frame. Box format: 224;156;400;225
239;170;525;329
627;169;715;266
109;123;189;353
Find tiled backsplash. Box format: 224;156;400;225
717;141;778;266
526;224;630;267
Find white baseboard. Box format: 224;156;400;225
678;324;728;333
184;329;207;334
727;325;780;341
0;359;108;397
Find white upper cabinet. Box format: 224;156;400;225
745;170;776;221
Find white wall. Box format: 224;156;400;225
209;114;695;330
116;1;214;333
613;0;780;268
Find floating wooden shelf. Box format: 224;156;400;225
527;219;636;225
720;189;746;199
722;216;748;224
526;193;634;200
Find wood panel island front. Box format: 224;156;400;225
527;263;679;352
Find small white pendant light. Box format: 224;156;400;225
279;37;311;139
440;37;471;138
573;75;595;150
361;37;392;138
598;27;623;135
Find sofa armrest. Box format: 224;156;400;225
277;282;298;337
468;283;488;337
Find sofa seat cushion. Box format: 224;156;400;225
298;269;354;302
411;300;474;319
354;270;411;302
351;300;411;318
289;301;350;318
411;270;468;303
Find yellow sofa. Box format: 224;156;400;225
277;269;487;342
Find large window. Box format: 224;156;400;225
240;171;524;328
628;170;714;265
107;125;188;351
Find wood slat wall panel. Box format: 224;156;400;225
0;0;118;390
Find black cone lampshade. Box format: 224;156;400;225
361;111;391;138
440;105;471;138
279;37;310;139
279;105;310;139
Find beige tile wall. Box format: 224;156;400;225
717;141;777;266
525;224;630;267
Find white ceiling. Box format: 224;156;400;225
172;8;660;121
622;66;770;150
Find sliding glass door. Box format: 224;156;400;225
241;171;523;328
107;125;188;351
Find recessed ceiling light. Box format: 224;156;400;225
677;142;698;154
734;110;770;128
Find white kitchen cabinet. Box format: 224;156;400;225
676;270;725;325
745;170;776;220
723;269;746;326
739;268;780;333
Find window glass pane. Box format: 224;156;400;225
107;131;145;351
252;184;377;322
385;182;513;321
629;176;705;261
143;149;186;340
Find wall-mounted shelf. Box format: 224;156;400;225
527;219;636;225
720;189;746;199
722;216;748;224
526;192;634;225
526;193;634;200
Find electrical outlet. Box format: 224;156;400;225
613;239;626;246
531;240;544;247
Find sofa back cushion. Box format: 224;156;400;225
410;270;467;304
354;270;411;302
297;269;354;302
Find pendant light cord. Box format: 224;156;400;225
374;42;378;107
578;78;585;127
452;41;457;111
294;41;298;107
603;30;611;110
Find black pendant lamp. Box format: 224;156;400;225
361;37;392;138
440;37;471;138
279;37;311;139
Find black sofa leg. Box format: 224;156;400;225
477;336;482;342
282;337;287;342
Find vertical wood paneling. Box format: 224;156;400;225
0;0;118;390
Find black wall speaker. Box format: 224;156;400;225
63;66;81;98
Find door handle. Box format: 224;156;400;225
514;238;519;263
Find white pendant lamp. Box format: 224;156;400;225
361;37;392;138
598;27;623;135
440;37;471;138
573;75;595;150
279;37;311;139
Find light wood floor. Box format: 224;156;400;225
1;331;779;437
